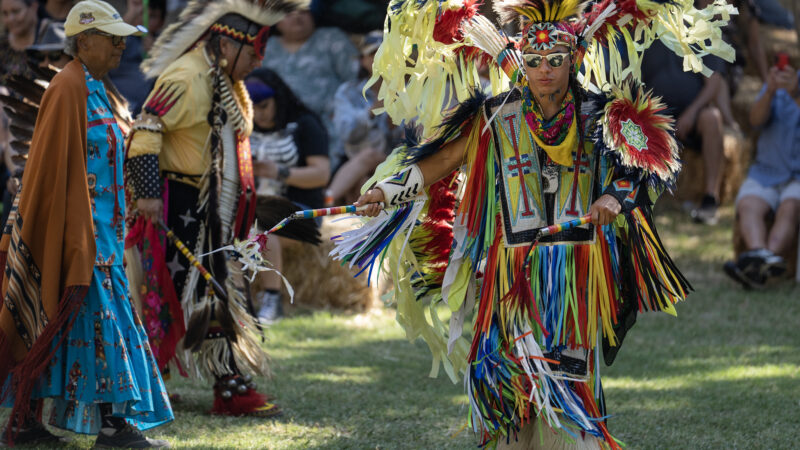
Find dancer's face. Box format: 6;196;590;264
523;44;572;103
220;38;262;82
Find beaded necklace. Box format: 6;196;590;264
521;85;577;166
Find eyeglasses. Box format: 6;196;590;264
87;29;126;46
522;52;569;69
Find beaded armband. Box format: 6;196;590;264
132;114;164;134
375;164;424;207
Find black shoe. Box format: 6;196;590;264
94;424;170;449
0;421;70;447
759;250;787;279
723;260;763;289
723;249;772;289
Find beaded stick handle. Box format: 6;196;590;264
521;214;594;264
265;204;381;235
535;214;593;239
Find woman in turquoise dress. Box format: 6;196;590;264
0;1;172;447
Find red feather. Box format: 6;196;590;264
433;0;481;44
418;173;458;270
585;0;658;45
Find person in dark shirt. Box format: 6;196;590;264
641;39;728;225
246;67;330;322
108;0;166;115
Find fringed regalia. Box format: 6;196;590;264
330;0;735;447
125;0;307;416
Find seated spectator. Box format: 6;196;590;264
0;0;48;83
246;67;330;322
37;0;71;22
262;7;358;172
326;30;402;206
25;20;70;67
724;61;800;289
641;39;728;225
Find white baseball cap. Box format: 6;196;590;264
64;0;146;37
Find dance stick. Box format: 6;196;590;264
265;204;380;235
534;214;593;239
158;221;229;303
522;214;594;263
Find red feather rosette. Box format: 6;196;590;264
601;82;680;185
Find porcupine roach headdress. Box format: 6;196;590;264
141;0;308;79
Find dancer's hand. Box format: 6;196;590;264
354;188;385;217
137;198;163;223
589;194;621;226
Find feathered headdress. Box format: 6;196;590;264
494;0;586;51
141;0;308;79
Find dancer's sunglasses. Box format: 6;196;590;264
87;29;126;46
522;52;569;68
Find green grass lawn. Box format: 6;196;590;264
8;207;800;449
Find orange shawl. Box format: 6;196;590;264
0;60;95;432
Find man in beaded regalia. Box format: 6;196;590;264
332;0;736;447
126;0;308;417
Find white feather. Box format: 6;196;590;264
582;2;617;41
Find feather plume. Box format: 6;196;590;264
142;0;309;79
9;125;33;143
494;0;587;26
0;95;39;118
183;298;212;352
10;140;28;155
28;64;57;83
10;153;28;165
432;0;481;45
4;75;45;104
3;108;37;130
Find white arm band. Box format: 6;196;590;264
375;164;425;207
